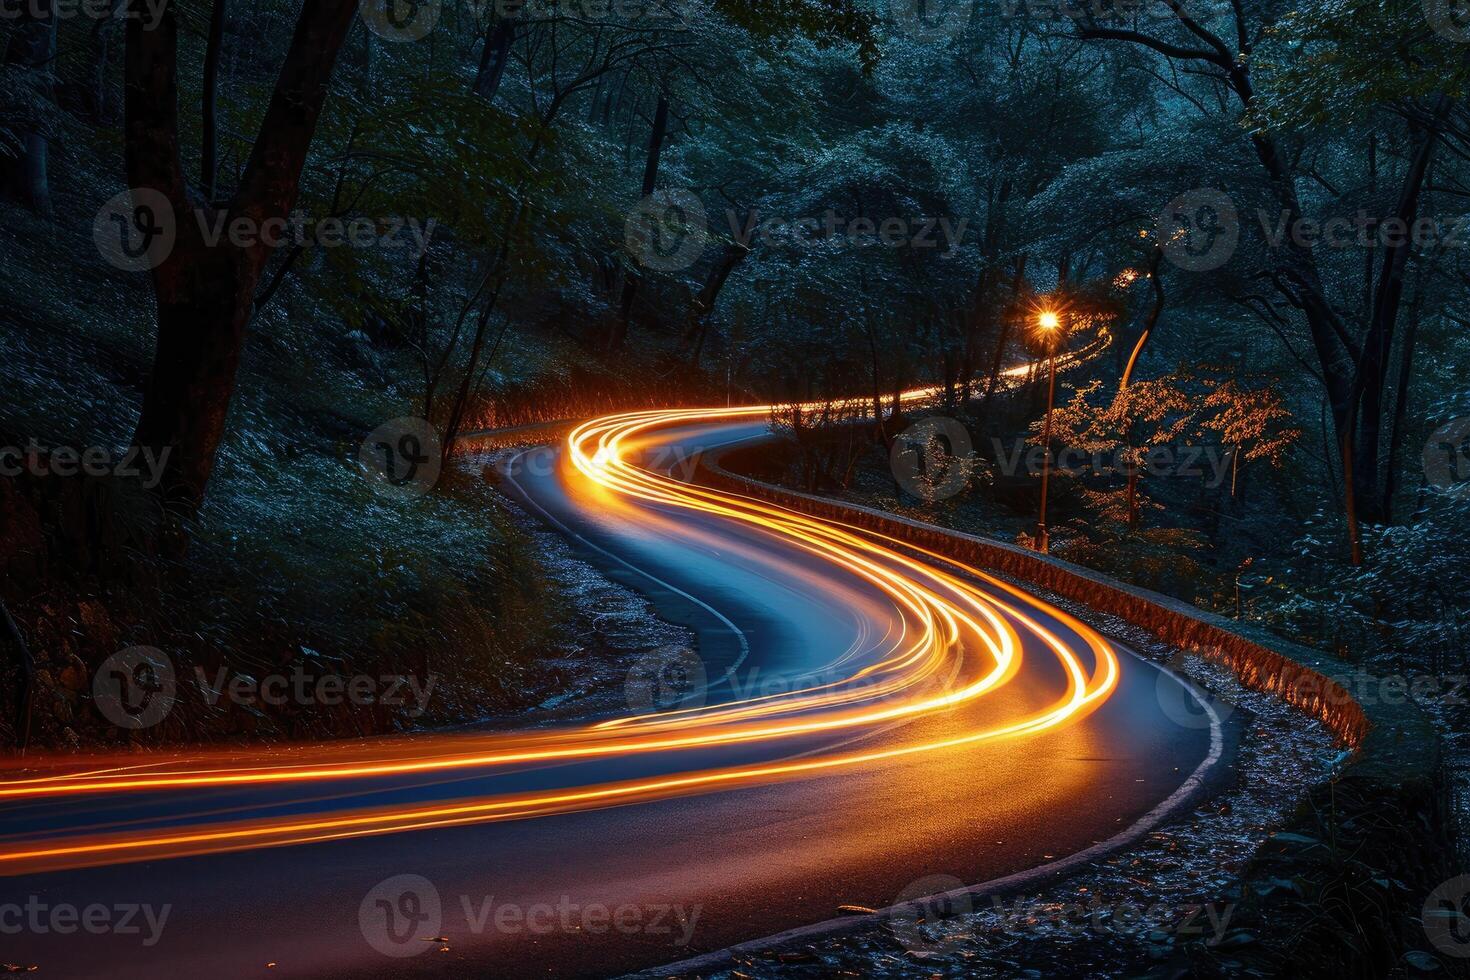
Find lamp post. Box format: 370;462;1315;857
1035;310;1060;554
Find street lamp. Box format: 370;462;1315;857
1035;309;1061;554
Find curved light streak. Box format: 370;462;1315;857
0;375;1120;876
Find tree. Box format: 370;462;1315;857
2;0;57;214
126;0;362;507
1037;375;1195;530
1198;376;1301;500
1057;0;1470;560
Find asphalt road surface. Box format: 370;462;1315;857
0;403;1228;979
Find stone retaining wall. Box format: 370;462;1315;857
698;439;1459;973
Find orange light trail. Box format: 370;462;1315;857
0;379;1120;876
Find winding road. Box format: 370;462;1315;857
0;391;1228;978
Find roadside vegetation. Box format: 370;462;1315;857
1;0;1468;974
0;0;1464;770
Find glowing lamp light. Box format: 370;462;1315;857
1037;311;1060;332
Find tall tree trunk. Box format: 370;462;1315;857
980;254;1027;414
1242;85;1447;552
1246;123;1400;564
603;67;629;127
1249;130;1359;422
960;178;1010;409
440;291;512;464
1380;260;1428;523
611;91;670;351
864;315;887;445
3;0;57;214
1120;244;1165;390
1352;113;1443;524
83;10;123;124
201;0;227;202
128;0;362;507
472;18;514;101
1341;431;1364;566
962;264;1002;409
1363;131;1377;316
686;226;750;368
942;341;957;411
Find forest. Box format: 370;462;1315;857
1;0;1469;976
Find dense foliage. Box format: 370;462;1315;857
1;0;1467;742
